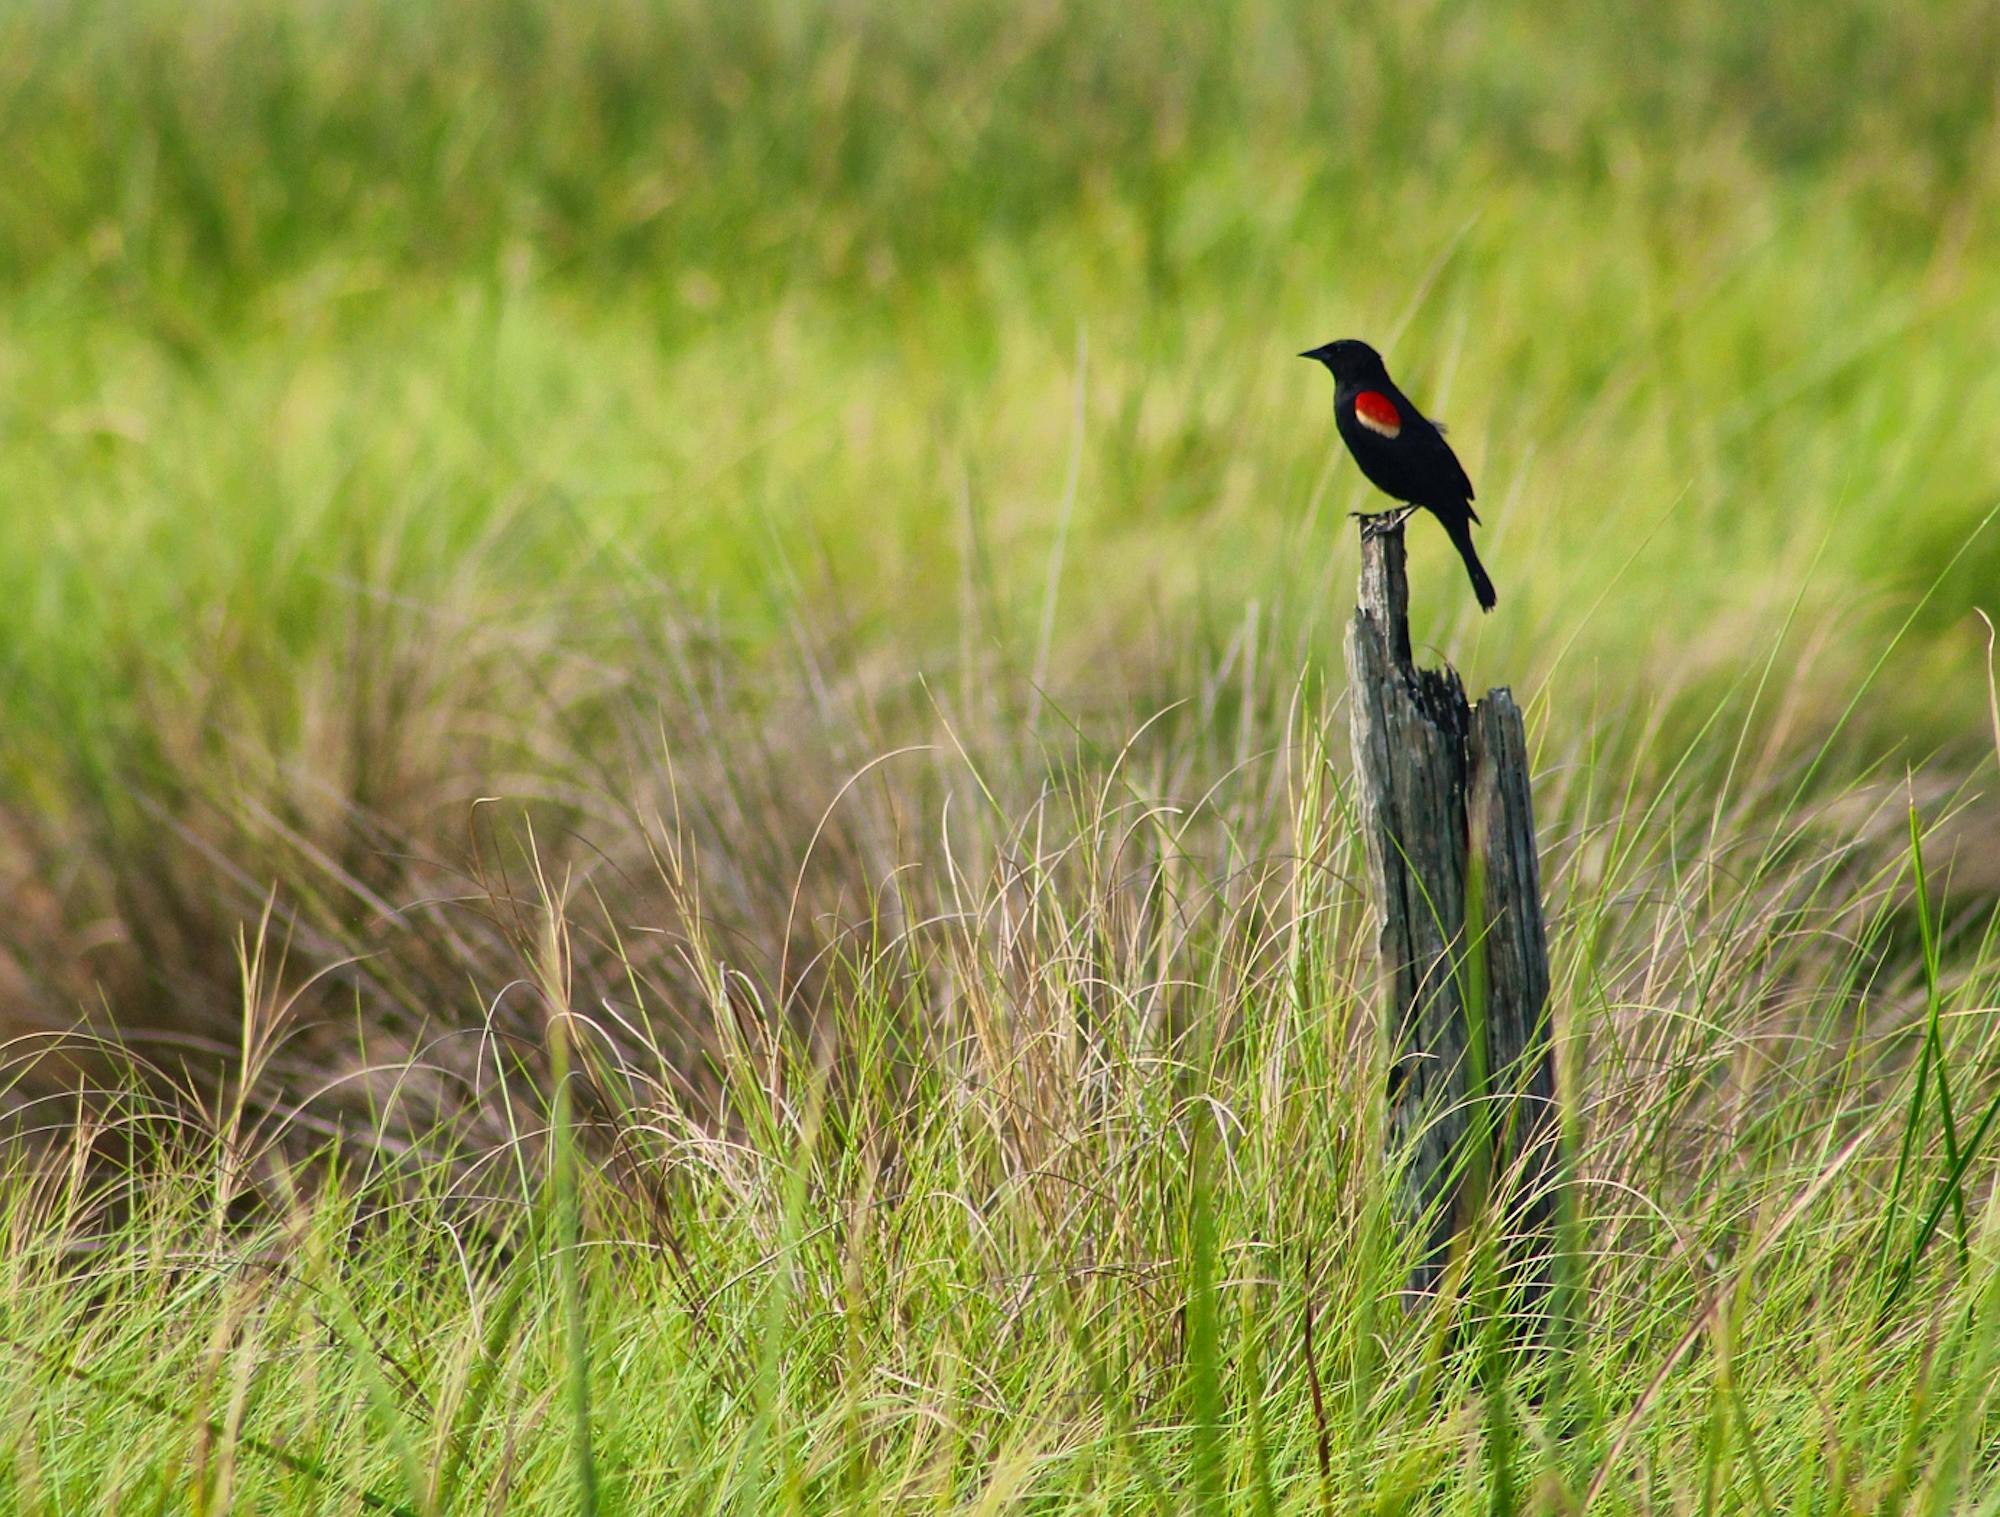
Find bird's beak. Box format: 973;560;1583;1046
1297;349;1318;360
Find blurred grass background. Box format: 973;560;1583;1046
5;0;2000;783
4;2;2000;1510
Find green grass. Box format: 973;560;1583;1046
5;729;2000;1512
4;0;2000;1509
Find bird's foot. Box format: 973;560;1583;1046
1349;506;1417;539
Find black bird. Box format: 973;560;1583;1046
1300;338;1495;611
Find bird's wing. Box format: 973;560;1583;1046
1420;415;1476;502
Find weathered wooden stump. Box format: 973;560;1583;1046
1344;522;1560;1315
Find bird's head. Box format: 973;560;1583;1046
1298;338;1386;385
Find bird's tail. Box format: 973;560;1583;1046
1441;510;1497;612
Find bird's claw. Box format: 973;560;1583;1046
1349;506;1417;539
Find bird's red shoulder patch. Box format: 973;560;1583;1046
1353;390;1401;438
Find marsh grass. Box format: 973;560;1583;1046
2;587;1997;1509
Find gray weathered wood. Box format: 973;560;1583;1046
1344;521;1559;1310
1467;688;1562;1305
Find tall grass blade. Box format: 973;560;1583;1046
1188;1103;1223;1517
550;1016;600;1516
1878;798;1976;1316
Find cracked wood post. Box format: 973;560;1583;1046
1344;520;1560;1316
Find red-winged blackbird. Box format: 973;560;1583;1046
1300;338;1495;611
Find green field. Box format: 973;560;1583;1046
4;1;2000;1510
